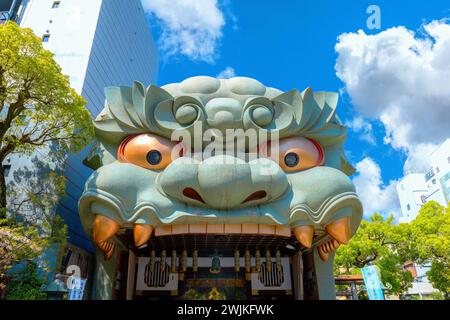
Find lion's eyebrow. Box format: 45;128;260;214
89;80;353;175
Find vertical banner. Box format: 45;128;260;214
361;266;385;300
68;277;87;300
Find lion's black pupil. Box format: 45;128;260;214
284;152;299;167
147;150;162;165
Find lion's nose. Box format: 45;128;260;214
196;155;254;208
159;155;288;210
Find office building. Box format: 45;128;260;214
397;139;450;223
2;0;158;293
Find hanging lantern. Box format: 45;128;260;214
245;250;251;273
234;250;240;272
276;250;282;272
255;250;261;273
150;250;156;273
181;250;188;272
265;250;271;272
193;250;198;272
171;250;177;272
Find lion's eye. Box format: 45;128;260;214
259;137;324;173
118;134;179;170
284;152;299;167
146;150;162;165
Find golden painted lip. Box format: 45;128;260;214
153;224;291;238
93;217;350;262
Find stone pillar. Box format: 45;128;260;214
125;250;136;300
350;282;358;300
312;248;336;300
292;251;304;300
92;248;117;300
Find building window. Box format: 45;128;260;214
52;1;60;8
432;179;436;185
421;195;427;204
407;204;411;211
425;168;435;181
42;34;50;42
436;167;440;173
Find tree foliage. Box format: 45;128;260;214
4;260;46;300
335;202;450;299
0;21;93;216
334;213;414;296
0;218;47;298
409;201;450;298
0;22;87;299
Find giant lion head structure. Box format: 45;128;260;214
79;76;362;299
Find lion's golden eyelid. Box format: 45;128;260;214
275;137;323;172
119;134;177;170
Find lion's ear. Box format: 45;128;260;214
82;142;117;170
83;142;102;170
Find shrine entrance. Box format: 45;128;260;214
180;271;247;300
127;231;299;300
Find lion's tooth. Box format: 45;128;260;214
97;240;116;260
318;245;329;262
104;242;116;260
133;224;153;247
93;215;120;244
325;217;350;244
293;225;314;248
331;239;340;251
92;215;120;260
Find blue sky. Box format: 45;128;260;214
142;0;450;220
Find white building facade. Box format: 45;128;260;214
395;141;449;298
397;139;450;223
2;0;158;284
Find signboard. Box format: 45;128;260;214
68;277;87;300
361;266;384;300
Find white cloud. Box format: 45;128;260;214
402;143;437;174
216;66;235;79
336;20;450;173
345;116;376;145
352;157;400;219
141;0;226;62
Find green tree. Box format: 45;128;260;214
7;154;69;268
0;218;47;298
0;21;93;217
4;260;46;300
410;201;450;299
334;213;414;296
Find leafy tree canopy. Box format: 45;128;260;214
0;21;93;215
409;201;450;298
4;260;46;300
334;213;414;296
335;202;450;299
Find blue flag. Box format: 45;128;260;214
361;266;385;300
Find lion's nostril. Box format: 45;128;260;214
242;190;267;204
182;188;205;204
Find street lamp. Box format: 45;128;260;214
41;275;68;300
